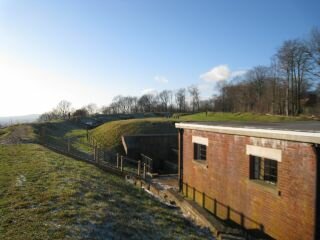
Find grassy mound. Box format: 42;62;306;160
89;112;310;152
90;118;177;151
0;144;211;240
178;112;309;122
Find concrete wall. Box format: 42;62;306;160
182;129;316;240
122;134;178;173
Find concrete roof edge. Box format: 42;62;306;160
175;122;320;144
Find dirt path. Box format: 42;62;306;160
0;125;36;144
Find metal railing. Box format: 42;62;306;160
40;127;148;179
182;182;264;234
140;153;153;173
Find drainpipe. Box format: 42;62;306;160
178;128;184;192
313;143;320;240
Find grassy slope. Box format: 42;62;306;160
0;144;211;240
90;118;177;151
34;121;91;153
178;112;309;122
90;112;309;152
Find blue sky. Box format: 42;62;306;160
0;0;319;116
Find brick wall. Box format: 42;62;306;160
182;129;316;240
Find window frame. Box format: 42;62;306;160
250;155;278;185
193;143;207;161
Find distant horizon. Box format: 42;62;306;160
1;0;319;116
0;113;40;118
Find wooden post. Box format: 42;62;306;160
214;199;217;215
240;213;244;227
120;156;123;172
116;153;119;168
137;160;141;176
186;183;189;198
143;163;146;179
193;187;196;201
202;192;205;208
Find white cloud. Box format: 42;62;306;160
141;88;157;95
154;75;168;84
200;65;231;82
200;65;247;82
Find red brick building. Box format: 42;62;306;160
176;122;320;240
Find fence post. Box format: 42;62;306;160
240;213;244;227
143;163;146;179
120;156;123;172
137;160;141;176
214;198;217;215
202;192;205;208
67;138;70;153
186;183;189;198
193;187;195;201
116;153;119;168
227;206;230;220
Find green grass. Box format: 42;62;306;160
0;144;211;240
90;118;177;152
0;128;10;138
34;121;91;153
177;112;309;122
90;112;310;153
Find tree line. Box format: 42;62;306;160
100;85;209;114
213;27;320;116
39;27;320;121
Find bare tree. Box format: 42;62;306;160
56;100;72;119
246;66;270;112
188;85;200;112
138;94;153;112
309;27;320;77
159;90;170;111
85;103;98;115
175;88;186;112
73;108;89;117
277;39;312;115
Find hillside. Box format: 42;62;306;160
89;112;312;152
0;128;212;240
89;118;177;152
175;112;311;122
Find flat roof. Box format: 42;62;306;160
175;121;320;144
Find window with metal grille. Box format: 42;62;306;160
194;143;206;161
250;155;278;185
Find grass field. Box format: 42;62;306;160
177;112;310;122
90;118;177;152
34;121;92;153
0;144;212;240
0;113;312;239
90;112;309;152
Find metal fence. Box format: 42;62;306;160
182;182;264;233
40;127;150;179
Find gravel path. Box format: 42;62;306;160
0;125;35;144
